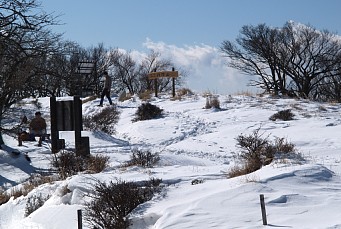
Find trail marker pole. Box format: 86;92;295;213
260;194;267;225
77;209;82;229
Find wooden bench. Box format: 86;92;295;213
18;131;50;147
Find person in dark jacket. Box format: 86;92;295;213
99;71;113;106
29;111;47;140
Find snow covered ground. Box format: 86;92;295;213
1;93;341;228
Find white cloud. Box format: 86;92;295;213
135;39;258;94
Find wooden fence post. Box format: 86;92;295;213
172;67;176;97
260;194;267;225
78;209;82;229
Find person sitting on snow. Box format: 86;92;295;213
29;111;47;141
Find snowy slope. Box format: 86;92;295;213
1;94;341;228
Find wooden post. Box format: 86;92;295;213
77;209;82;229
154;79;158;97
74;96;82;156
172;67;176;97
50;96;59;153
260;194;267;225
0;132;3;146
153;69;158;97
18;134;22;146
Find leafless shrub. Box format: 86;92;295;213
86;154;110;173
132;103;163;122
269;109;295;121
272;137;295;154
228;128;297;178
51;151;109;179
204;96;220;109
85;178;162;229
24;193;50;217
191;179;204;185
83;105;120;135
125;148;160;168
51;151;84;179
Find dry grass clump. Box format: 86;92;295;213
177;88;194;96
0;191;11;205
0;173;58;205
138;90;153;101
234;91;255;97
118;91;133;102
204;96;220;109
171;88;196;101
82;95;97;104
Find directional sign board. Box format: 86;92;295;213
148;71;179;79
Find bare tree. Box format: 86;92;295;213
138;50;184;94
281;22;341;99
221;24;288;95
110;50;138;95
221;22;341;100
0;0;60;143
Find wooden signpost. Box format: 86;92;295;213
148;70;178;79
148;68;179;97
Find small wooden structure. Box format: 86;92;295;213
50;96;90;156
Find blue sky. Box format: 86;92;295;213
41;0;341;94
